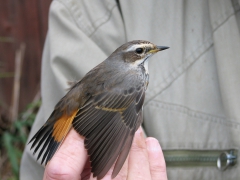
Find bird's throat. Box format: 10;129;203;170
143;59;149;74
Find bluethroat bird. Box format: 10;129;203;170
29;40;169;179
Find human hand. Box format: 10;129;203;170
43;127;167;180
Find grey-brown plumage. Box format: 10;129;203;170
28;40;169;179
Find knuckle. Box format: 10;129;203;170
45;162;74;180
131;142;146;152
151;162;167;174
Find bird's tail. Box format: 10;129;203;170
28;109;78;165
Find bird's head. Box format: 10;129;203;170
112;40;169;65
110;40;169;73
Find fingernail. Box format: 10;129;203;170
146;138;161;151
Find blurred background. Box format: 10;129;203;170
0;1;51;179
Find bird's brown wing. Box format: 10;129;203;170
72;85;145;179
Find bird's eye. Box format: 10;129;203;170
135;48;144;54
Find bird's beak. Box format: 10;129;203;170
157;46;169;51
149;46;169;54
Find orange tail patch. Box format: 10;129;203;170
52;110;78;142
29;109;78;165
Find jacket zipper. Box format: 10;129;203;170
163;149;238;170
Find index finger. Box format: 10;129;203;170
43;129;88;180
146;138;167;180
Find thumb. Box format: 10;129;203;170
43;129;88;180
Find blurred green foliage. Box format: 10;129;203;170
0;100;41;180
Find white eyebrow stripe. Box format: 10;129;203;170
125;44;153;52
125;44;142;52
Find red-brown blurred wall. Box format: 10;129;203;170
0;0;52;117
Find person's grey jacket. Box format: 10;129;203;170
21;0;240;179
